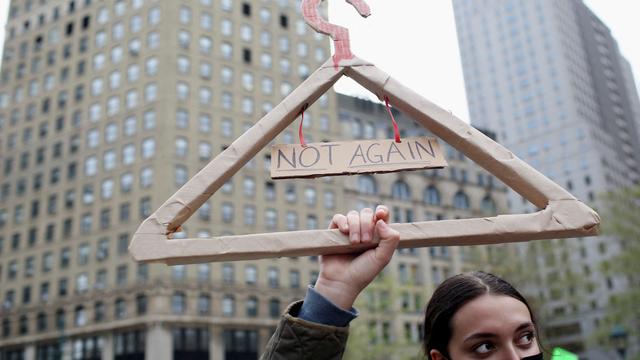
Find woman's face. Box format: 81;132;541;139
430;294;540;360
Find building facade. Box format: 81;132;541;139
0;0;508;359
453;0;640;357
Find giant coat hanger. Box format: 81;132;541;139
129;0;600;265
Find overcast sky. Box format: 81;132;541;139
0;1;637;123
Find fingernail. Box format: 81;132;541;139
362;232;370;241
351;233;358;242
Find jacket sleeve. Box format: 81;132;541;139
260;300;350;360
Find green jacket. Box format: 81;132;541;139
261;300;350;359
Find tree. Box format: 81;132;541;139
597;185;640;359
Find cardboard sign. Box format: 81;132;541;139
270;137;447;179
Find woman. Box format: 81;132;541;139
261;207;543;360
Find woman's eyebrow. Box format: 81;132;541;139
463;322;534;343
515;322;535;332
463;332;498;343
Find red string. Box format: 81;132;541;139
384;96;402;143
298;104;309;146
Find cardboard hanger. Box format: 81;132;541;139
129;2;600;265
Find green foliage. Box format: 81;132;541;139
595;185;640;357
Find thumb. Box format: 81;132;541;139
373;220;400;265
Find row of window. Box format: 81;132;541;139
357;176;498;212
1;163;154;209
0;200;151;253
2;262;149;310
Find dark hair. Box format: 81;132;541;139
422;271;537;359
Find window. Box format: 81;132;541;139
103;150;116;171
392;181;411;200
144;83;157;102
269;299;280;318
121;172;134;192
221;119;233;137
223;264;234;284
199;87;212;104
179;6;191;24
115;298;126;319
243;177;255;197
175;165;188;186
198;294;211;315
289;270;300;289
136;294;147;315
116;265;127;286
78;243;90;265
221;42;232;59
358;175;377;195
127;64;140;83
147;31;160;49
304;187;316;206
176;82;189;100
101;179;114;199
222;295;235;316
144;111;156;130
323;191;335;209
142;138;155;159
222;203;233;222
140;167;153;188
424;186;441;205
175;109;189;129
178;30;191;49
199;61;212;79
148;7;161;25
480;196;496;213
123;144;135;165
83;156;98;178
245;265;257;285
243;205;256;225
197;264;210;282
145;57;158;76
200;13;213;30
199;36;212;54
285;211;297;231
175;138;188;158
76;273;89;294
268;267;279;288
172;292;186;314
198;202;211;221
265;209;277;229
177;56;190;74
453;191;470;210
196;115;212;135
246;297;258;317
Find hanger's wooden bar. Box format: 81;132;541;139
132;200;598;266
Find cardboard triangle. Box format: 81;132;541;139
129;57;600;265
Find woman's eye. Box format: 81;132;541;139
474;342;495;354
517;332;534;345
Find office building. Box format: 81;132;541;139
453;0;640;357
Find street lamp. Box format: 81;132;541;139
610;325;628;359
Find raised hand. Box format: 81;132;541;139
314;206;400;310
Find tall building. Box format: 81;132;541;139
453;0;640;357
0;1;508;359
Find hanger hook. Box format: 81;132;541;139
302;0;371;69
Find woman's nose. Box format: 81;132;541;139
502;345;521;360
